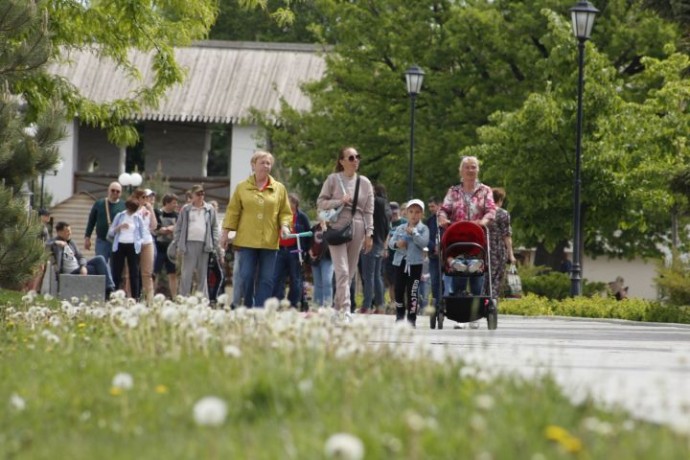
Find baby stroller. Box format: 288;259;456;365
430;221;498;330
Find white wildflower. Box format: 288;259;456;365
405;410;426;432
41;329;60;344
9;393;26;411
264;297;280;311
112;372;134;391
193;396;228;427
161;306;180;324
279;299;291;310
49;316;62;328
71;296;80;305
43;293;53;301
216;293;228;306
223;344;242;358
324;433;364;460
297;379;313;395
153;293;166;304
186;296;199;306
475;394;495;411
470;414;487;432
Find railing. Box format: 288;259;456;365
74;172;231;207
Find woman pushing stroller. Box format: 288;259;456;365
437;156;496;296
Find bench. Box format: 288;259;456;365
58;274;106;301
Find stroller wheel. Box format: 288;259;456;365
487;300;498;330
430;311;437;329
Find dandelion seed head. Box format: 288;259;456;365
223;344;242;358
193;396;228;427
297;379;313;395
324;433;364;460
476;394;495;410
112;372;134;390
9;393;26;411
41;330;60;344
264;297;280;311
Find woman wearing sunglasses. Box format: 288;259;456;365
317;146;375;322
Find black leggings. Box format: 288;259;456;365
394;262;422;314
110;243;141;300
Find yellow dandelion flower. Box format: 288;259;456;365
109;387;123;396
545;425;583;454
545;425;569;441
78;323;87;329
155;385;169;394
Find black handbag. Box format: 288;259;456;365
323;175;360;246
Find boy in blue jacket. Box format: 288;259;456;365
388;199;429;327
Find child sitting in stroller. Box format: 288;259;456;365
388;199;430;327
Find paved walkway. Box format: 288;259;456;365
365;313;690;433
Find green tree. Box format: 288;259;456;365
211;0;322;43
252;0;688;269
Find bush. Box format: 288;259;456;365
519;266;606;300
500;293;690;324
655;255;690;306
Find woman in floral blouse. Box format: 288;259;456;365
438;156;496;297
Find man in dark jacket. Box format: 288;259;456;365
272;194;312;309
84;182;126;263
360;183;391;313
52;221;116;298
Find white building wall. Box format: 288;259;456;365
229;125;260;197
48;118;77;206
582;255;660;300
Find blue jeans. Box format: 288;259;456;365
429;256;441;307
361;241;384;309
312;258;334;307
450;275;484;296
71;255;116;291
239;248;277;308
272;247;303;307
95;238;113;263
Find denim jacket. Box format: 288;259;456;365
108;211;146;254
388;221;430;269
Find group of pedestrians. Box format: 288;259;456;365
55;180;220;302
41;148;516;324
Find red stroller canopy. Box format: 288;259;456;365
441;221;486;258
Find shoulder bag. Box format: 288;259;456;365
323;175;360;246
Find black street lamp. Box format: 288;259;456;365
569;1;598;297
405;65;424;200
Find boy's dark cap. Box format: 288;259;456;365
38;208;51;216
390;201;400;211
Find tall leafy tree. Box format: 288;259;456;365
256;0;685;263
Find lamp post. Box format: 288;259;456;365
118;171;143;194
405;65;425;200
569;1;598;297
39;159;64;210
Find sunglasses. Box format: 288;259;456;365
343;154;361;162
110;189;121;194
195;191;205;196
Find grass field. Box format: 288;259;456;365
1;290;689;459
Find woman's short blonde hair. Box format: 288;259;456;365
251;150;274;166
460;156;480;170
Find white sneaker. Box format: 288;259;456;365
469;321;480;329
343;312;352;324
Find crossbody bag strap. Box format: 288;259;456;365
104;198;112;226
350;175;361;218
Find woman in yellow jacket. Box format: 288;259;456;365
220;150;293;307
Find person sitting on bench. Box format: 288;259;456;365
51;221;116;299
